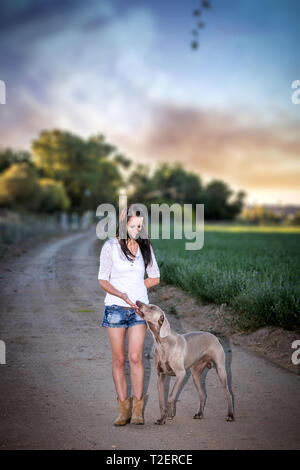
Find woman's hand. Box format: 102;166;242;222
121;293;143;315
121;293;138;309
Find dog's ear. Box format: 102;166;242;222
159;314;171;338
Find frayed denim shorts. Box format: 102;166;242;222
102;304;147;329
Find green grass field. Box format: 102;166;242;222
151;224;300;332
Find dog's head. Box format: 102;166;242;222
136;300;171;339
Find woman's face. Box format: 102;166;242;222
127;216;143;240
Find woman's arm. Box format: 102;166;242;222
144;277;160;289
99;279;126;299
145;244;160;289
99;280;137;308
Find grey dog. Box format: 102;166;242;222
136;300;234;425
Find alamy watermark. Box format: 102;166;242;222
0;79;6;104
291;340;300;365
96;196;204;250
291;80;300;104
0;340;6;365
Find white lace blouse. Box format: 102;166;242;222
98;237;160;307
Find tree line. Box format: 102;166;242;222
0;128;246;221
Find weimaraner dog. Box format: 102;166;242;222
136;300;234;425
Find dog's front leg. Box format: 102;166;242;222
155;372;167;425
167;370;186;419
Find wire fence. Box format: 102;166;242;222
0;209;94;248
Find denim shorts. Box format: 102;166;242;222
101;304;147;329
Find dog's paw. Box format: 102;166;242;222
226;414;234;422
166;403;174;419
193;412;203;419
155;418;166;425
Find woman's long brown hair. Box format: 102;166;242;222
116;207;154;269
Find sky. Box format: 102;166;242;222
0;0;299;205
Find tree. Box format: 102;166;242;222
0;162;41;211
0;148;32;173
128;161;204;209
202;180;246;220
151;162;203;206
32;129;123;213
127;164;154;207
37;178;70;213
113;153;132;169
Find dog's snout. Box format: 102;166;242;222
136;300;143;308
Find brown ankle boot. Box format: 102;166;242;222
114;396;131;426
131;395;145;425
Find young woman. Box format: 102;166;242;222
98;209;160;425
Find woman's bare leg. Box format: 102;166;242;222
128;324;147;399
106;327;127;401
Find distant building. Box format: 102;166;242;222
244;204;300;217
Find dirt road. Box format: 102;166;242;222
0;227;299;450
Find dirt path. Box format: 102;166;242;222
0;227;299;450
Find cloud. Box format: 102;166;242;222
0;0;94;33
0;0;299;204
0;2;162;145
112;101;300;191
